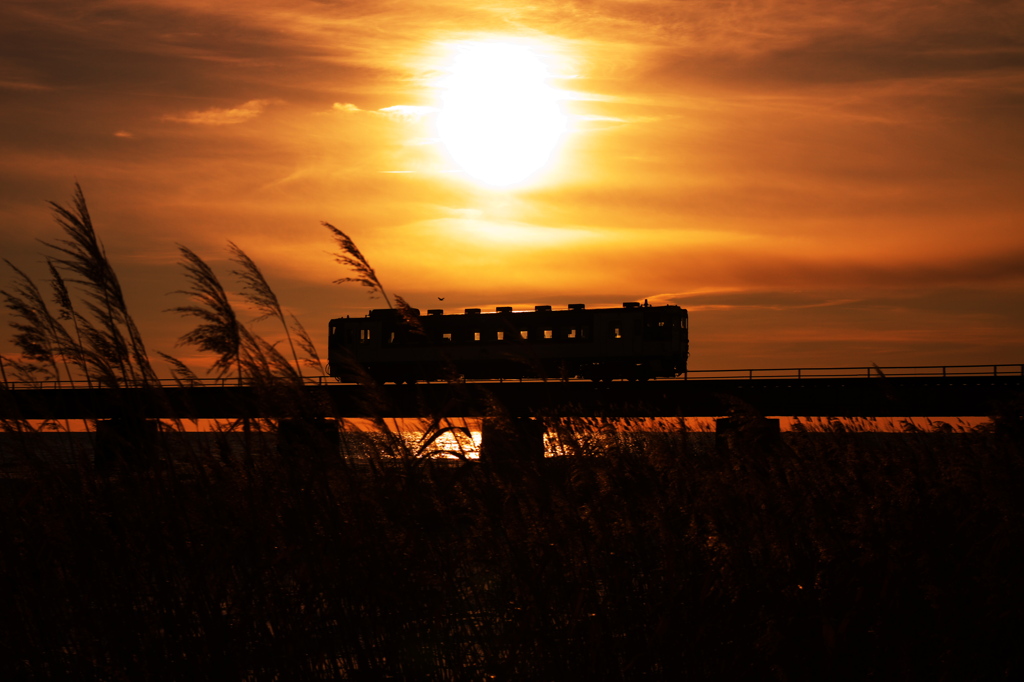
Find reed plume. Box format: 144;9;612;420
227;241;304;377
168;245;247;381
2;260;71;383
46;260;93;387
41;184;155;385
290;313;323;373
156;350;200;386
324;223;422;337
323;222;393;308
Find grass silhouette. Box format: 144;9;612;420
1;188;1022;680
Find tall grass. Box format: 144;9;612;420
1;188;1022;680
2;419;1022;680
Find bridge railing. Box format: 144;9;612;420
0;375;344;391
1;364;1021;390
680;364;1024;380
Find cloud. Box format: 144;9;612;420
163;99;277;125
333;102;435;121
113;130;134;138
377;105;435;121
0;79;50;91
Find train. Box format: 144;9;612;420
328;302;688;383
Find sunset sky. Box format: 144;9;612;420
2;0;1022;372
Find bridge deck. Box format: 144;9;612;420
2;375;1021;419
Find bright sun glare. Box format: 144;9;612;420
436;42;567;187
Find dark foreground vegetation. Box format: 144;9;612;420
1;422;1022;680
2;186;1023;679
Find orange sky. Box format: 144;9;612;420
1;0;1022;372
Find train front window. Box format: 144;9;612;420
644;316;672;340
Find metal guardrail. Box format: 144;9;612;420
0;375;343;390
679;364;1024;381
1;364;1021;390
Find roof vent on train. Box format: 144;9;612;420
535;305;552;312
568;303;585;310
427;309;444;316
496;306;513;313
370;308;417;318
623;302;641;308
464;308;481;314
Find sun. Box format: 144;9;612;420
436;42;567;187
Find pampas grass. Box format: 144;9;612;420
228;241;306;377
1;187;1022;681
323;221;392;308
168;244;248;382
43;184;155;385
2;417;1021;680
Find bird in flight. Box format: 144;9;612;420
437;297;445;301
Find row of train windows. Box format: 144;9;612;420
442;328;593;342
331;319;679;339
338;323;684;343
345;327;626;343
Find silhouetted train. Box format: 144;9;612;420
328;302;688;383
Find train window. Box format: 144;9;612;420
473;332;481;341
359;329;371;343
567;328;577;339
330;326;337;336
613;327;622;339
442;332;452;342
543;329;553;339
388;332;395;344
520;330;528;339
497;331;505;341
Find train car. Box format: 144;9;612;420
328;302;688;383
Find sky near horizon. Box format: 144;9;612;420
1;0;1022;371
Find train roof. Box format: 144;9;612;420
329;302;683;321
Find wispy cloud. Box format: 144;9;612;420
377;105;435;121
333;102;436;121
0;79;50;91
163;99;277;125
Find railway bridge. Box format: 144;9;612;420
2;365;1021;420
2;364;1021;465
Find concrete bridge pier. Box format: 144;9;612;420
479;417;546;465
